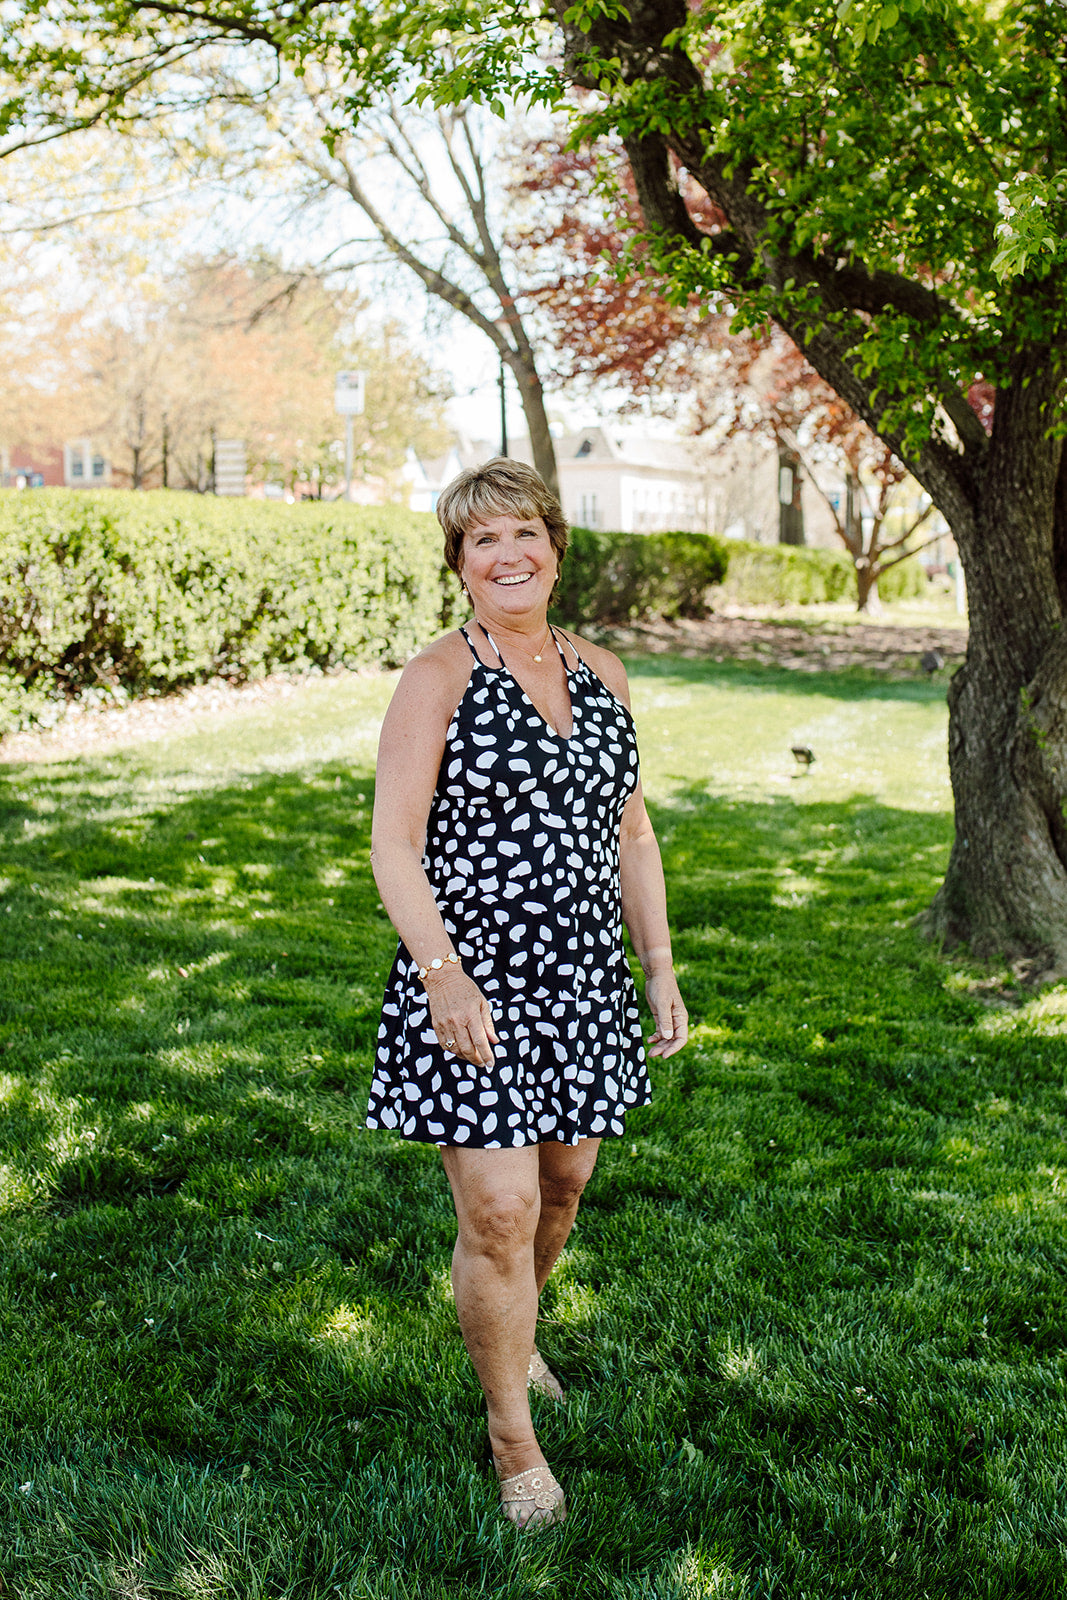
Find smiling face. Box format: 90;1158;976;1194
458;512;559;627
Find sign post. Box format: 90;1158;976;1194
334;371;367;502
214;438;247;497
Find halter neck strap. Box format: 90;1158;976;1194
482;625;569;670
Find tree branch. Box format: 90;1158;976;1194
325;146;512;355
554;0;986;531
873;500;938;557
873;532;943;575
120;0;288;48
373;99;488;267
621;130;754;273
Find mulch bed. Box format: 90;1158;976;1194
598;609;967;676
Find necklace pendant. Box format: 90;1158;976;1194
533;652;542;663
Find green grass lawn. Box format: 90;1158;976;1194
2;656;1066;1599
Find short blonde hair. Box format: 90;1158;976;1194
436;457;568;575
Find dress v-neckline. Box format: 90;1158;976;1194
478;625;577;743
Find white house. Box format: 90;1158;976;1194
405;428;716;532
555;427;714;532
402;426;859;546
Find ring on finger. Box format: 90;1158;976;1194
444;1037;456;1049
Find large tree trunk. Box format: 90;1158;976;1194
510;358;559;499
920;354;1067;972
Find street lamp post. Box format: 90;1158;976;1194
498;359;508;459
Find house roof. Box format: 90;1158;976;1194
557;427;703;473
411;426;706;489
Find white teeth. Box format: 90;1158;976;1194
495;573;531;585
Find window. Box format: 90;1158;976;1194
578;492;598;528
65;440;102;486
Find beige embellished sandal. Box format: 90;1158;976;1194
493;1458;566;1530
527;1347;565;1402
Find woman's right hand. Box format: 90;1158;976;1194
423;968;499;1066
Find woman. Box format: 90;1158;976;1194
367;458;687;1530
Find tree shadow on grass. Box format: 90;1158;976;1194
1;757;1066;1596
0;754;398;1207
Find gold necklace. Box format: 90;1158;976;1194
479;620;552;663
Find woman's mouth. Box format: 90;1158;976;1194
494;573;532;586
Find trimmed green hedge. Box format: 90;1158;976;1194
551;526;730;626
0;500;731;731
0;490;453;730
716;538;928;606
553;529;927;625
0;494;930;733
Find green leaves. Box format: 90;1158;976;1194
991;170;1067;281
835;0;952;45
3;0;1067;492
578;0;1067;441
562;0;632;35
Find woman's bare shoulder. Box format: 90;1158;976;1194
557;629;630;704
390;629;474;709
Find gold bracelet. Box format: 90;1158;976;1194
417;951;461;981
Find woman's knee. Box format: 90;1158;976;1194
539;1170;588;1213
538;1140;599;1212
460;1188;540;1260
442;1147;541;1260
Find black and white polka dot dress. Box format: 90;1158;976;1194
366;625;651;1148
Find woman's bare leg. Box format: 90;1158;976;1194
523;1139;601;1399
440;1145;543;1478
533;1138;601;1293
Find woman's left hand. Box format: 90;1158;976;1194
645;971;689;1058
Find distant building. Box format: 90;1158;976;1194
404;426;869;546
64;440;111;488
403;442;466;514
1;440;111;489
405;428;718;533
555;427;712;532
1;442;63;488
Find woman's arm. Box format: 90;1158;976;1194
573;637;688;1058
370;642;498;1066
619;780;689;1058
